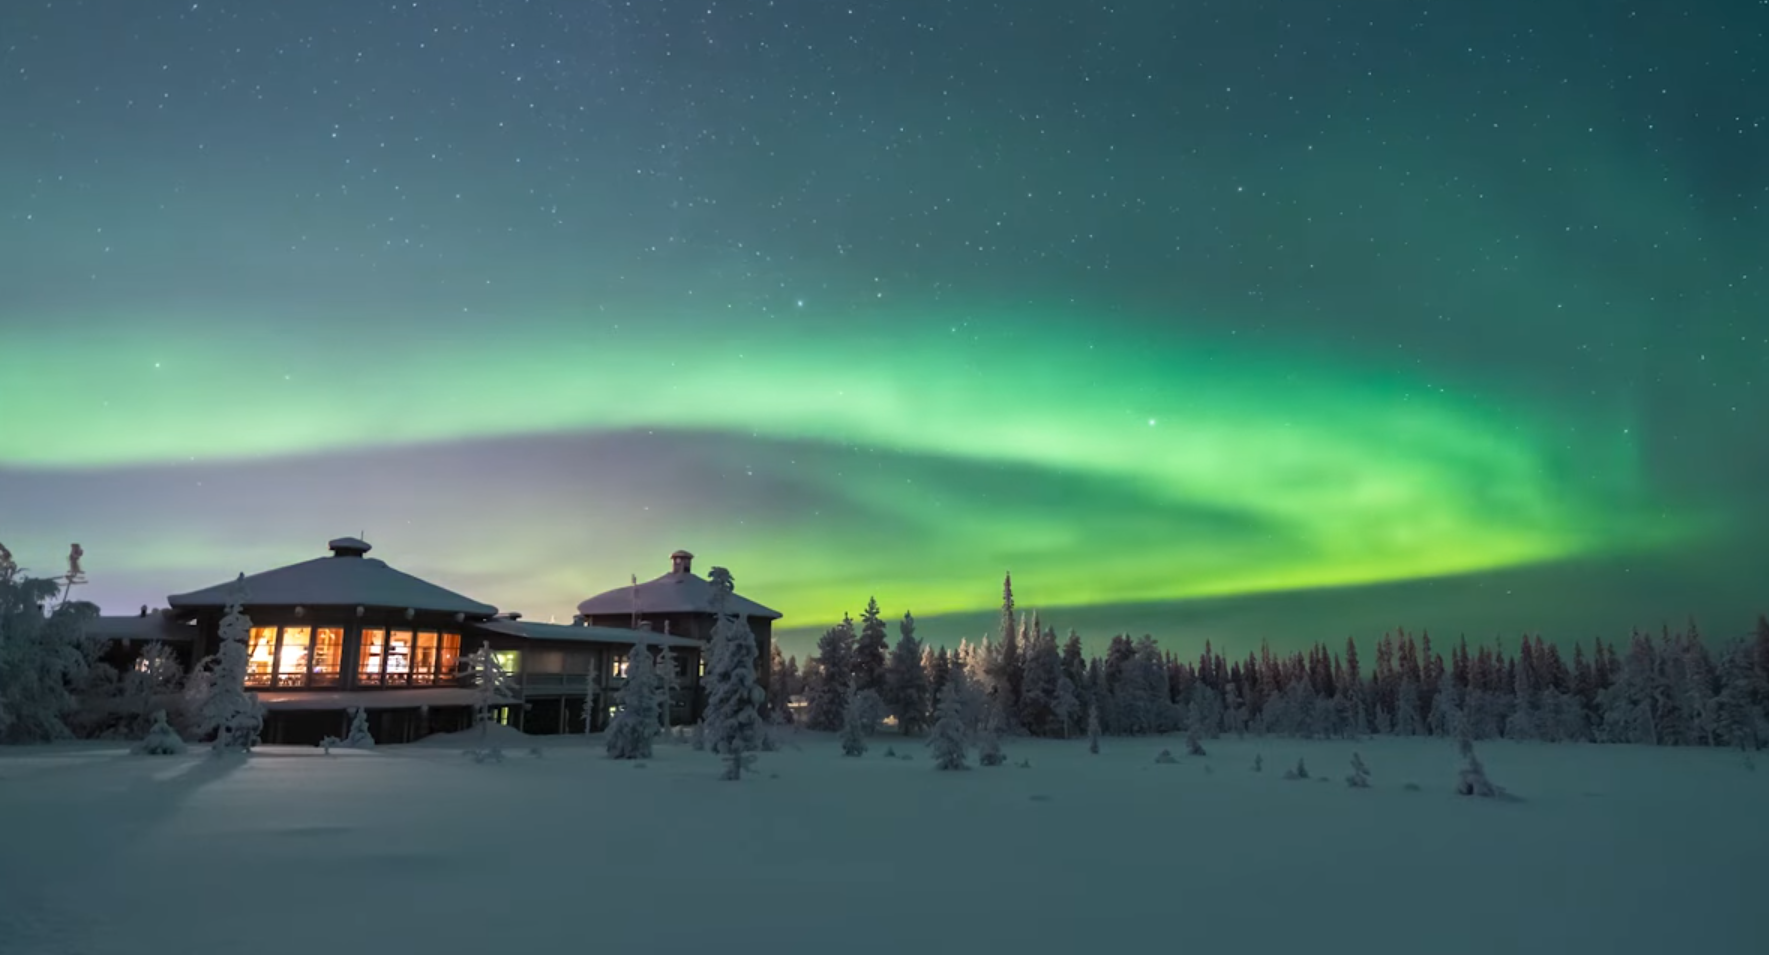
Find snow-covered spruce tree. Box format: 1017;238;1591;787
1346;752;1371;788
582;665;601;735
1713;642;1763;752
839;680;868;757
1017;626;1063;736
1086;701;1101;754
201;578;263;754
1223;681;1248;738
805;616;857;731
977;709;1007;766
1053;672;1079;738
1427;666;1461;738
1283;757;1309;780
466;640;519;762
343;705;375;749
1185;723;1206;757
1395;678;1421;737
606;639;659;760
656;644;680;735
882;611;929;734
0;570;98;742
703;567;763;780
766;642;794;723
118;641;185;736
926;678;969;770
1455;736;1503;797
133;709;186;755
853;597;890;695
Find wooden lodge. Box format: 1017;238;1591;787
87;538;781;746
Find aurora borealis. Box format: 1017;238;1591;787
1;2;1763;655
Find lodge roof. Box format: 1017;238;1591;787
166;539;499;617
82;612;195;643
575;568;783;621
477;617;703;649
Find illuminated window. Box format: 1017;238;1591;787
611;653;628;679
414;632;439;685
358;629;386;685
312;628;344;686
698;653;706;678
276;628;312;687
494;650;521;675
386;631;413;681
246;627;278;686
439;633;462;680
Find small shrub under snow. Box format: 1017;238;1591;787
132;710;185;756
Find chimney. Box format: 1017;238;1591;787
670;549;694;574
328;537;373;558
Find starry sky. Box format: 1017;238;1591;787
1;1;1764;657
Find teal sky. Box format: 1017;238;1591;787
0;1;1762;656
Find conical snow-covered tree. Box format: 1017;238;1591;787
465;640;519;761
926;677;969;771
132;709;186;755
343;705;375;748
1427;666;1461;738
606;639;659;760
1346;752;1371;788
1017;626;1063;736
703;567;763;780
0;569;98;743
882;611;929;734
656;644;680;734
1455;737;1502;797
1395;678;1421;737
1053;672;1079;738
766;642;793;721
805;617;857;731
118;641;184;735
977;710;1006;766
1713;642;1764;752
853;597;890;694
839;679;869;757
201;577;263;754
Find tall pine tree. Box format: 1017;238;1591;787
853;597;890;694
882;612;930;734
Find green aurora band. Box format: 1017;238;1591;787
0;307;1697;626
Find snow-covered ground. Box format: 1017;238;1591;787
1;729;1763;955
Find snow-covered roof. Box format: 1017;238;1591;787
166;539;498;617
258;688;481;711
477;618;703;649
82;613;195;643
575;568;782;620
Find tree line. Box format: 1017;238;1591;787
770;574;1769;751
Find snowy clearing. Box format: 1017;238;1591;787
1;732;1762;955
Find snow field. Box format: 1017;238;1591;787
0;731;1763;955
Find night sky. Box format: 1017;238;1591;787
2;1;1763;656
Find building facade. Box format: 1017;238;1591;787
89;538;780;746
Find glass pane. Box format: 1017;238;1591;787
276;628;311;687
439;633;461;681
493;650;520;676
611;654;627;679
413;632;439;685
385;631;413;682
246;627;278;686
358;629;386;685
312;628;344;686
